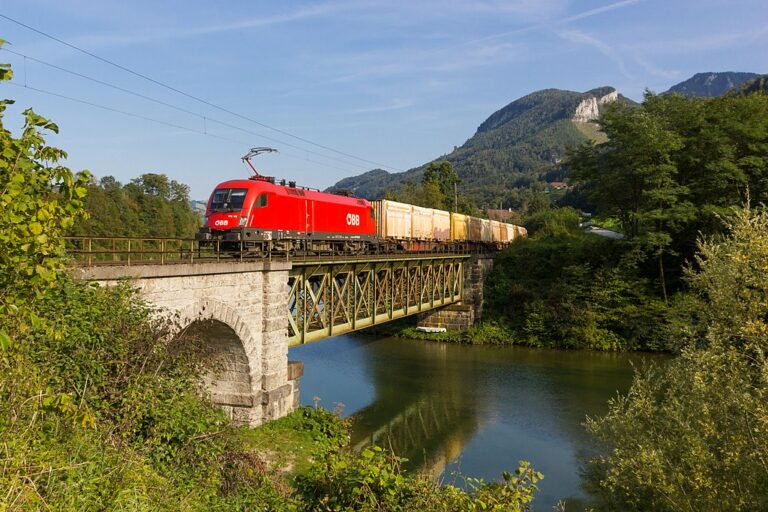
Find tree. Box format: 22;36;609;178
74;173;199;237
585;208;768;511
569;97;695;300
423;160;460;210
0;41;90;303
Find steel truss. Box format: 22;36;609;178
287;255;467;345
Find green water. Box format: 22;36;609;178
290;333;665;508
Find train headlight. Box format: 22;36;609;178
239;216;247;227
203;216;208;225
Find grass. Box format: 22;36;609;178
235;406;349;481
573;120;608;143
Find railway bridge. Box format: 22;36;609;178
68;237;495;426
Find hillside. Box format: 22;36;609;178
327;87;622;206
733;74;768;95
664;71;760;97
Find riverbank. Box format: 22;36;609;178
233;404;543;510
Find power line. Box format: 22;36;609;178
0;13;405;173
3;80;369;176
0;47;372;173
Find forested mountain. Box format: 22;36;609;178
733;74;768;95
664;71;760;97
327;87;624;207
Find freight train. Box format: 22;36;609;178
196;175;526;256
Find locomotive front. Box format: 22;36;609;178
196;179;265;250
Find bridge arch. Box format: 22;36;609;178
175;299;262;424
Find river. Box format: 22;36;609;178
289;333;665;509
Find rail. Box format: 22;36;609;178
64;236;489;267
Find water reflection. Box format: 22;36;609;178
350;340;483;478
290;334;664;508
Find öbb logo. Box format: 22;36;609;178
214;220;228;227
346;213;360;226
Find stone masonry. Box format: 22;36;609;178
74;261;298;426
417;255;494;330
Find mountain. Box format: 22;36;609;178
664;72;760;97
733;74;768;95
327;87;623;206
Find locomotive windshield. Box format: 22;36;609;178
210;188;247;212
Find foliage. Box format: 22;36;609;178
524;206;582;238
569;91;768;298
295;445;542;511
585;208;768;510
482;228;670;351
0;77;90;303
72;173;200;238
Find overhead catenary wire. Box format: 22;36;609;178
0;47;373;174
0;13;405;173
2;80;369;176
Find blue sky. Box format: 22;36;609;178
1;0;766;199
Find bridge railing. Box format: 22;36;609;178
64;236;492;267
64;236;217;266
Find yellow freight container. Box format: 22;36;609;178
450;213;470;241
490;220;507;243
468;216;483;241
373;200;412;239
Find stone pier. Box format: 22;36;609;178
74;262;298;426
416;255;494;330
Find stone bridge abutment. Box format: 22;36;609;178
76;262;299;426
416;254;495;330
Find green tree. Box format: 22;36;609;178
74;172;199;237
586;208;768;511
0;47;90;302
423;160;460;210
570;97;694;300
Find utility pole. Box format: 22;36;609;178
454;182;458;212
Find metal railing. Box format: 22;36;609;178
64;236;494;267
65;236;216;266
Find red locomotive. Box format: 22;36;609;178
197;177;376;255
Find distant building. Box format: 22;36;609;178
487;209;516;222
547;181;570;190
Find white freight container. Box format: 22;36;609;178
373;200;412;239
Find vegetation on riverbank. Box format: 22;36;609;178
585;207;768;510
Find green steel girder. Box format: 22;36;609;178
287;255;467;346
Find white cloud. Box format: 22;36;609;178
348;98;413;114
66;3;352;48
557;29;634;80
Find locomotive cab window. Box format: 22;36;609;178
210;188;247;212
254;193;268;208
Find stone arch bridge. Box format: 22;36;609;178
73;253;494;426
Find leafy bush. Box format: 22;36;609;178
524;207;582;237
295;445;542;511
